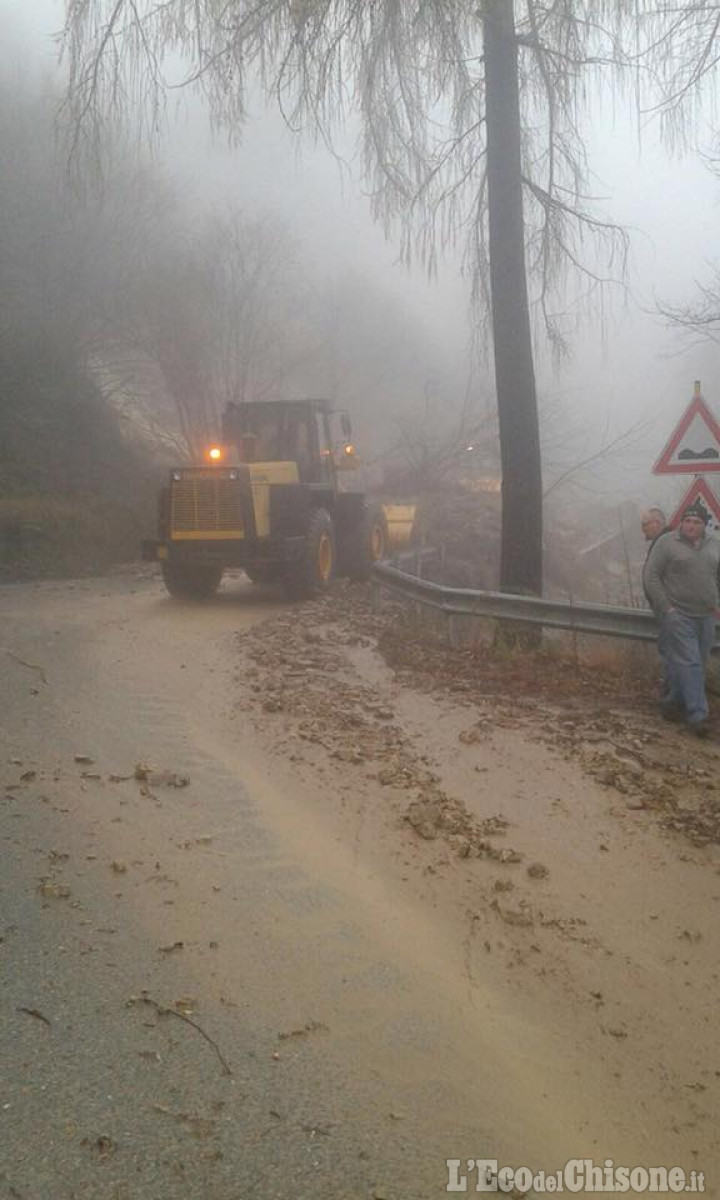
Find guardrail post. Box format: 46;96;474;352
494;584;542;651
447;612;460;650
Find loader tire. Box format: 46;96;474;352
244;565;281;585
161;562;223;601
284;508;336;600
344;503;388;581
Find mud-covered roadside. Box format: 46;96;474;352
232;582;720;1176
377;604;720;847
238;582;720;850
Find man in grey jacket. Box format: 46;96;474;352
643;503;720;735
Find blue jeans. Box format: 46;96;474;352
658;611;716;724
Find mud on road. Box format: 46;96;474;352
1;569;719;1198
235;581;720;1182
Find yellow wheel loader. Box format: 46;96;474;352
142;399;393;600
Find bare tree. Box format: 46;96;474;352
295;267;464;458
199;211;307;413
90;204;309;456
653;151;720;350
62;1;652;598
542;411;657;500
659;272;720;348
640;11;720;347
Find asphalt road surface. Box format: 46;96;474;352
0;573;501;1200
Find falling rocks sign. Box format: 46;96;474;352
668;476;720;531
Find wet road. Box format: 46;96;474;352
0;573;496;1200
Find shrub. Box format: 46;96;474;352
0;494;150;580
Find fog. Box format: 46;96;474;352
4;0;720;516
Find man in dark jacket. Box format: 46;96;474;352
641;508;671;606
641;508;670;549
643;503;720;736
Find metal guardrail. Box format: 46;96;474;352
373;558;720;650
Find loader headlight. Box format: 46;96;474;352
208;446;223;461
172;470;182;481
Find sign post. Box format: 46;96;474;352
653;382;720;530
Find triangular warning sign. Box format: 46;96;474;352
669;477;720;530
653;391;720;474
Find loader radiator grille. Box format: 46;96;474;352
170;476;244;538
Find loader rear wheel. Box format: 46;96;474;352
284;508;336;600
244;565;281;585
345;503;388;581
161;562;223;601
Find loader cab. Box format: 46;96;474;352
222;399;350;485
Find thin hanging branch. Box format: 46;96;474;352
61;1;654;345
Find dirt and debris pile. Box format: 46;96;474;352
660;794;720;845
238;581;720;848
378;612;648;706
236;588;522;859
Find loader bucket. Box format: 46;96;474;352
382;503;417;551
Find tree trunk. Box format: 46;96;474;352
483;0;543;599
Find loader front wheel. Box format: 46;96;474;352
284;508;336;600
345;503;388;581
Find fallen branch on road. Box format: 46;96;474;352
126;992;232;1077
4;650;48;685
16;1006;51;1028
